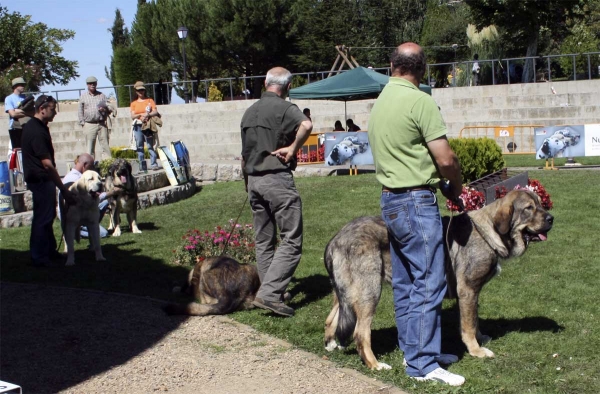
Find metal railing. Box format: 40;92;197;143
13;51;600;104
427;52;600;87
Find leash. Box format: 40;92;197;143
56;198;71;252
220;195;249;256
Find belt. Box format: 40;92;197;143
382;185;436;194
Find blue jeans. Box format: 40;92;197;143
380;189;447;377
133;125;158;167
29;180;57;263
80;199;109;238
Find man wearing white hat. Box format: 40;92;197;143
78;76;114;160
4;77;28;159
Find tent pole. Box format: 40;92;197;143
345;101;348;130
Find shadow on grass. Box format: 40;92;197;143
338;306;562;362
0;246;191;393
288;274;331;308
440;305;563;356
136;221;160;231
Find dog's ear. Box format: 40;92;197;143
125;160;132;173
493;196;514;235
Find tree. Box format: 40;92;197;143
203;0;297;96
558;0;600;78
105;8;130;88
420;0;472;86
0;6;78;98
465;0;582;83
290;0;427;72
131;0;212;98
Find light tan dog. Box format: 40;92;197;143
324;190;554;370
61;170;106;266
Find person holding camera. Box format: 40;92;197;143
78;76;114;160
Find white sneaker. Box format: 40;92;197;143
402;353;459;367
412;367;465;386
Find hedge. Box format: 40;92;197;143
449;137;505;183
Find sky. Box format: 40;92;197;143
7;0;185;101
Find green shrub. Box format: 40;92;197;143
449;137;505;183
110;146;149;159
97;158;114;178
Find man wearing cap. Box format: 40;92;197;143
4;77;28;158
130;81;160;170
22;95;77;267
78;76;114;160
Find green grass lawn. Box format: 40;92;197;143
503;154;600;168
2;170;599;393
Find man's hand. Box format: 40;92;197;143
271;147;295;163
62;190;77;206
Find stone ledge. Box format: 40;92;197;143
0;211;33;228
0;181;197;228
137;179;197;209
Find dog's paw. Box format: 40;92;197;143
325;339;338;352
374;362;392;371
95;255;106;262
112;228;121;237
470;346;495;358
65;260;75;266
132;228;142;234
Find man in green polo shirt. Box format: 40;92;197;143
368;43;464;386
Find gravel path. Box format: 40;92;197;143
1;282;406;394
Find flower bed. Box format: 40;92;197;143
172;220;256;266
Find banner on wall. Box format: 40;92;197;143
534;124;600;159
323;132;374;166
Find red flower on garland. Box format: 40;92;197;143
448;178;553;212
446;187;486;212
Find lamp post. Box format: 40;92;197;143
177;26;190;103
451;43;458;87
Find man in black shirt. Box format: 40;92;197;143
240;67;312;317
22;95;76;267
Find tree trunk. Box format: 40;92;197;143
522;30;539;83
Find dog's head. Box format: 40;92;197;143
74;170;103;200
555;129;581;147
326;143;355;165
109;159;134;189
492;189;553;257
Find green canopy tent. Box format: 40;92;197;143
289;66;432;124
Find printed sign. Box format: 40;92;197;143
495;126;514;138
323;132;374;166
534;125;586;160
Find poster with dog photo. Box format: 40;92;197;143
324;132;374;166
534;125;585;159
584;124;600;156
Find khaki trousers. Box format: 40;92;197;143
83;122;110;160
247;171;303;303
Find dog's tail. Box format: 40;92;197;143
324;241;357;347
163;301;233;316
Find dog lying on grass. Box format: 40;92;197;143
165;256;260;316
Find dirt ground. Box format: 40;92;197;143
0;282;406;394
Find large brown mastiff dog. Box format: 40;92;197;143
105;159;141;236
164;256;260;316
323;190;554;370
